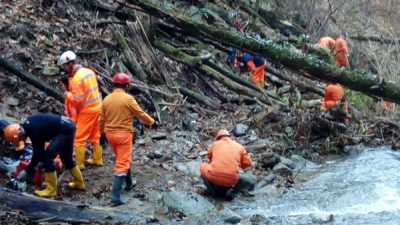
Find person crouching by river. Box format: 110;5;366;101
199;129;252;201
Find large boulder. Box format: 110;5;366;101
233;172;257;192
162;191;215;217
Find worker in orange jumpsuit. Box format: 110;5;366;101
321;83;349;123
199;129;252;201
99;73;159;206
60;76;78;123
231;49;267;88
381;100;394;117
317;36;336;50
333;32;350;68
59;50;103;170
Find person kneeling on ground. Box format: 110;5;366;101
99;72;159;206
3;113;85;198
320;83;349;123
200;129;252;201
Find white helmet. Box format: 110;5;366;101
58;51;77;66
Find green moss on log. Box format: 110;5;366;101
125;0;400;103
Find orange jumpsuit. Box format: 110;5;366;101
317;36;336;49
61;77;78;123
235;53;266;88
66;65;102;145
65;65;102;169
333;37;350;68
200;137;252;187
99;88;155;176
321;83;344;108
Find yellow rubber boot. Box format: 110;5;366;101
68;165;85;190
75;145;86;170
86;142;103;166
34;171;57;198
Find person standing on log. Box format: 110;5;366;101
333;32;350;68
199;129;252;201
228;48;267;88
59;51;103;170
317;36;336;50
99;73;159;206
3;113;85;198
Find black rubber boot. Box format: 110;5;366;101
111;176;126;206
223;188;235;201
201;174;217;197
125;168;136;191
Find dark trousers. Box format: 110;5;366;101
42;117;77;172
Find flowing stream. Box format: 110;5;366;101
232;146;400;225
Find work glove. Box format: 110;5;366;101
100;133;107;146
151;120;159;130
16;170;27;182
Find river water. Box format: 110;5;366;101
232;146;400;224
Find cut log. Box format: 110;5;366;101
119;0;400;104
0;187;145;223
178;87;221;110
0;57;64;102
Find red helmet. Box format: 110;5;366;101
216;129;230;140
113;73;131;84
4;123;21;144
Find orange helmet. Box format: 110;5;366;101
4;123;21;144
216;129;230;140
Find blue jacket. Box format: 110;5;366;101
237;52;265;67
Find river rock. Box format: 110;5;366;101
233;172;257;192
259;152;280;168
162;191;215;217
173;160;201;177
147;190;163;203
151;132;167;140
220;208;242;224
272;163;293;176
198;151;207;157
279;156;295;169
232;124;248;137
42;66;60;76
253;184;279;197
310;213;334;223
6;97;19;106
153;150;163;158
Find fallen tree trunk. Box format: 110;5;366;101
178;86;221;110
349;34;400;44
120;0;400;104
0;187;145;224
153;40;283;106
0;58;64;102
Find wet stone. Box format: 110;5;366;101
198;151;207;157
232;123;248;137
220;208;242;224
151;132;167;140
272;163;293;176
